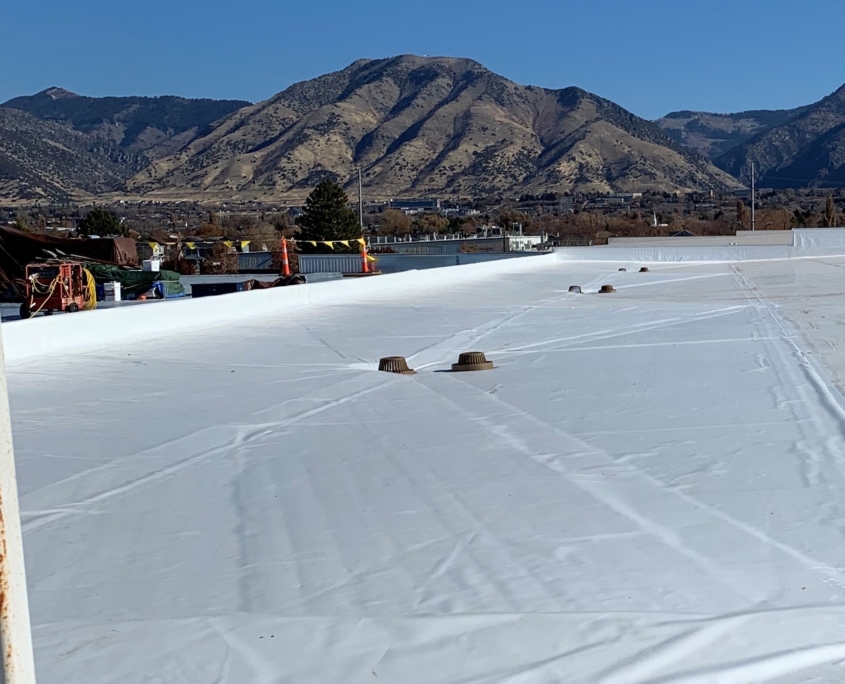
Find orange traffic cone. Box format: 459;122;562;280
361;243;370;274
281;237;291;276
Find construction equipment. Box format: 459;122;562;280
19;262;96;319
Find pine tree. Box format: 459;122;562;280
824;195;836;227
78;208;126;237
296;181;361;252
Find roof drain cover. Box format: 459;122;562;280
378;356;416;375
568;285;582;293
599;285;616;294
640;267;650;272
451;351;494;372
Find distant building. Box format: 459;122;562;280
592;193;642;208
368;231;543;254
388;198;441;213
607;193;642;204
507;235;544;251
441;207;480;217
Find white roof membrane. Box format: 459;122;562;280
10;249;845;683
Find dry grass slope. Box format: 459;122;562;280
128;55;740;200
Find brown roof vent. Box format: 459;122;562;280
599;285;616;293
378;356;416;375
568;285;582;293
451;351;494;372
640;267;650;272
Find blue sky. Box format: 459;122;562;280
2;0;843;120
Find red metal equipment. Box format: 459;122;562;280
20;262;88;319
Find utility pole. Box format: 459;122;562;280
751;161;756;232
0;326;37;684
357;167;364;232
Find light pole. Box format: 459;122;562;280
751;161;756;231
356;167;364;232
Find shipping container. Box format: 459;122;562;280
298;254;362;275
238;251;274;272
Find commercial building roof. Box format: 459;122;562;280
9;238;845;682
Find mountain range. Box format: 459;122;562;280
127;56;737;200
0;89;248;201
1;56;844;203
656;106;812;160
716;85;845;187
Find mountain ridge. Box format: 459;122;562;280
656;106;813;159
715;84;845;186
0;107;124;201
0;89;251;198
127;55;739;200
28;56;845;201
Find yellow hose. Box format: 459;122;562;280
82;268;97;311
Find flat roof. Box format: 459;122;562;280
11;251;845;682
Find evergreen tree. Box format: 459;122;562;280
824;195;836;227
78;208;126;236
296;181;360;252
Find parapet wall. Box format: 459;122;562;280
557;228;845;263
1;254;555;365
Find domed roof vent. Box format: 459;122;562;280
378;356;415;375
451;351;494;372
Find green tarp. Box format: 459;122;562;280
84;264;185;299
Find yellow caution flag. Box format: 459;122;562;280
322;241;335;249
148;242;157;249
338;240;349;248
357;238;366;246
186;242;196;249
366;254;377;262
241;240;251;248
223;240;233;248
308;241;317;247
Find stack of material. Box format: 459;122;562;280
84;263;185;299
0;226;137;296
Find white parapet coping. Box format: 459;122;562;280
557;228;845;263
555;245;798;262
2;254;555;365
